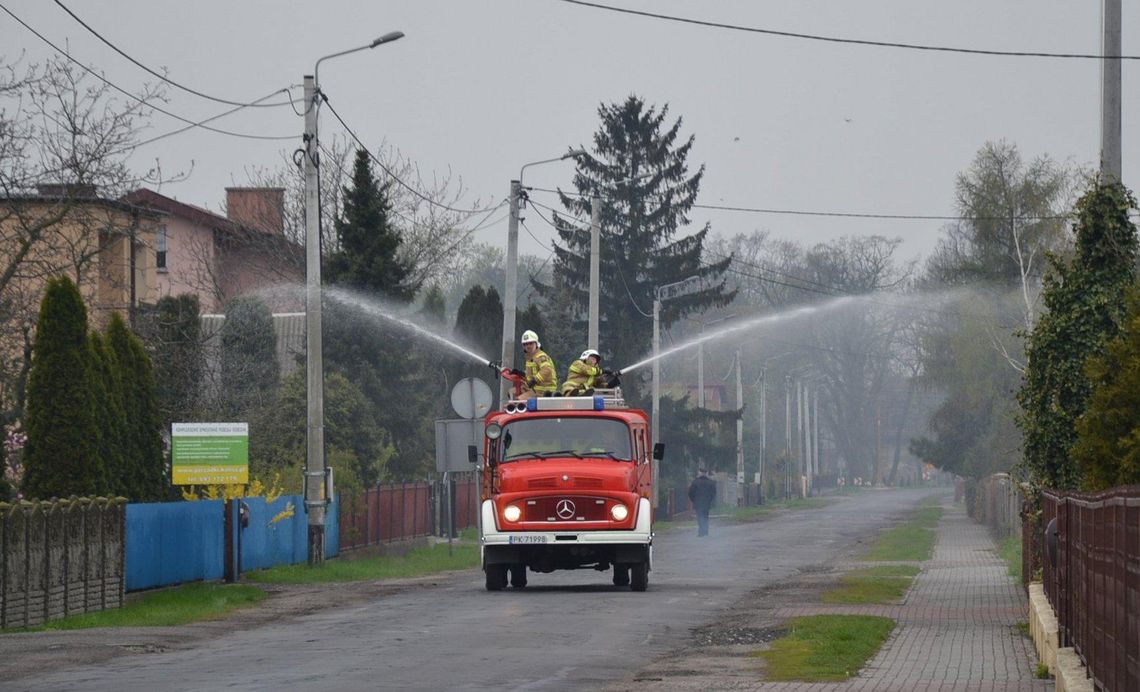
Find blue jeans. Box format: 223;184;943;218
696;507;710;536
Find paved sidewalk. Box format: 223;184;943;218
760;497;1050;691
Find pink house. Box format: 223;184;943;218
121;188;303;313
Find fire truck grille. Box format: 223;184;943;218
525;496;608;522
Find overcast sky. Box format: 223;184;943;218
5;0;1137;267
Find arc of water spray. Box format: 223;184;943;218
325;287;495;366
615;289;962;378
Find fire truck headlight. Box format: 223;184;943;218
503;504;522;522
610;504;629;521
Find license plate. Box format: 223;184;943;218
509;535;548;544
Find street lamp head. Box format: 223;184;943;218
370;31;405;47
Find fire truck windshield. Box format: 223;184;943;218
500;417;633;462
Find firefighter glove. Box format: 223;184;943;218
510;368;525;378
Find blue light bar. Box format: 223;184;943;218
528;396;604;412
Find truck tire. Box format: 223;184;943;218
630;561;648;592
485;564;508;591
510;564;528;588
612;565;630;587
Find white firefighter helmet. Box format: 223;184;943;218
521;329;540;347
580;349;601;362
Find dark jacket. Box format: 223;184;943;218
688;474;716;511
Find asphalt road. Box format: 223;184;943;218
8;487;945;691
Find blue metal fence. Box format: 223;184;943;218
125;495;339;592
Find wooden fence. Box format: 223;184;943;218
0;498;126;629
1036;485;1139;692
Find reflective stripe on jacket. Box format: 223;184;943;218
525;349;558;393
561;358;601;394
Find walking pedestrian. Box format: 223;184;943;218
688;467;716;537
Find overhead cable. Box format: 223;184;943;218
0;3;295;141
53;0;294;108
557;0;1140;60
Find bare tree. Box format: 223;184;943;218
1;55;170;426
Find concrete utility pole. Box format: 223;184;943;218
758;367;766;502
501;151;585;405
588;193;601;351
500;179;522;406
1101;0;1122;180
784;374;792;499
811;388;820;488
304;31;404;566
735;349;744;504
302;74;327;565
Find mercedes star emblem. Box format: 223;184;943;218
555;499;576;520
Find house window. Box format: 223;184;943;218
156;226;168;272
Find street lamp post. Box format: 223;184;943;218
500;150;586;406
303;31;404;566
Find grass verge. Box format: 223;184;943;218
4;582;265;632
998;535;1023;582
863;505;942;561
822;565;920;604
754;614;895;681
246;541;480;584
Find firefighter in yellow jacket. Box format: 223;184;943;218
520;330;558;400
561;349;604;396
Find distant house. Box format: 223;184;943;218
121;187;303;313
0;183;163;330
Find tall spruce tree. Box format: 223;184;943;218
107;313;166;500
325;149;419;299
22;277;104;499
1018;179;1139;489
543;96;734;398
219;297;278;416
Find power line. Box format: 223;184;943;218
53;0;294;108
526;186;1070;222
557;0;1140;60
0;3;295;141
319;94;499;216
133;88;296;149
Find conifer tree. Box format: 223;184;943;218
1072;283;1140;489
89;332;127;495
325;149;420;299
543;96;734;398
219;297;278;416
144;294;204;427
1018;180;1139;489
107;313;166;500
22;277;103;499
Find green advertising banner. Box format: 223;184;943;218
171;422;249;485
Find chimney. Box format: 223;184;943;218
37;183;98;198
225;187;285;235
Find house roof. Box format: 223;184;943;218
1;193;165;219
121;189;239;233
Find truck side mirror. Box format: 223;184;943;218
652;443;665;461
467;445;478;464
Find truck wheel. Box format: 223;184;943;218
612;565;630;586
630;561;649;592
485;564;508;591
510;564;528;588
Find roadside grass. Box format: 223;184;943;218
754;614;895;681
246;541;480;584
998;535;1023;582
863;506;942;561
822;565;920;605
3;583;265;632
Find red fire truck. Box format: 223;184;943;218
475;382;662;591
